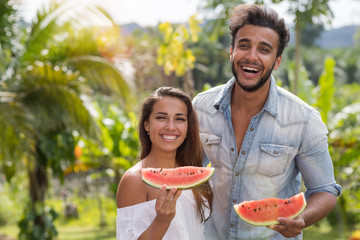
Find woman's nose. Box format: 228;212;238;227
165;119;175;130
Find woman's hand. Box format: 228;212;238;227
154;185;182;224
138;185;182;239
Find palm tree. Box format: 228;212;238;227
0;0;132;238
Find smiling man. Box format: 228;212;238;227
192;4;342;240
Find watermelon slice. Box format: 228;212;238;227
234;192;307;226
141;166;214;189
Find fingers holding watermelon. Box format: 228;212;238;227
154;185;182;223
268;215;305;238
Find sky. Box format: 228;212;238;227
21;0;360;29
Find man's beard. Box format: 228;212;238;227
232;60;276;92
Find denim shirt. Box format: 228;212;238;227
192;77;342;240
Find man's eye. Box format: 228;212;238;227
260;48;270;53
239;44;249;49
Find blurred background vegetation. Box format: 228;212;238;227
0;0;359;239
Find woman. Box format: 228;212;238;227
116;87;213;240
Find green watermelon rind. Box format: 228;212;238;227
234;192;307;226
141;166;215;190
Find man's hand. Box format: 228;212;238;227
268;215;306;238
268;192;337;238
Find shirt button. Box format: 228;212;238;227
235;172;239;176
274;150;278;154
250;127;254;131
231;148;235;151
241;151;245;155
233;199;237;203
230;224;235;228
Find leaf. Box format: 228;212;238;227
315;57;336;124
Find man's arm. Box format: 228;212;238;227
269;192;337;238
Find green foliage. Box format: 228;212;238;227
77;103;139;170
284;60;315;104
0;0;133;238
285;55;360;229
312;60;360;228
301;24;325;47
157;15;201;77
18;202;59;240
0;192;19;226
286;0;333;28
39;131;77;183
314;57;336;124
59;196;116;228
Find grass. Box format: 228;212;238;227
0;225;116;240
0;194;353;240
0;194;118;240
57;226;115;240
0;223;352;240
303;220;352;240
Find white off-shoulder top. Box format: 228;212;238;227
116;189;206;240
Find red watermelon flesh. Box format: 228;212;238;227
234;192;307;226
141;166;214;189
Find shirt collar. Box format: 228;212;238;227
213;77;235;111
213;76;278;117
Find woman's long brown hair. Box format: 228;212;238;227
138;86;213;222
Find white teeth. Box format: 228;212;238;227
243;66;258;72
163;135;176;140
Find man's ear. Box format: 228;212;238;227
230;46;233;61
273;55;282;70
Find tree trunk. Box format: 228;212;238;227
183;70;195;99
28;143;48;226
294;21;301;96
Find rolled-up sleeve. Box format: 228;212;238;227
296;110;342;199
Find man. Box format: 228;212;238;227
192;4;341;240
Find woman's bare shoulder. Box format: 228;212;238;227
116;162;147;208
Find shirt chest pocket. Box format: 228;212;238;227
257;143;294;177
200;132;221;167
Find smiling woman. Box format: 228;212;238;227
116;86;213;240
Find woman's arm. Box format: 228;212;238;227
116;169;182;240
138;186;182;240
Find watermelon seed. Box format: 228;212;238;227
242;205;244;208
285;201;288;204
258;208;261;211
254;209;257;212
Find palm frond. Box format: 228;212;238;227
23;85;100;140
19;61;100;140
69;55;133;101
22;0;118;63
0;97;35;160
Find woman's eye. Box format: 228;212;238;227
155;116;166;120
176;118;186;122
